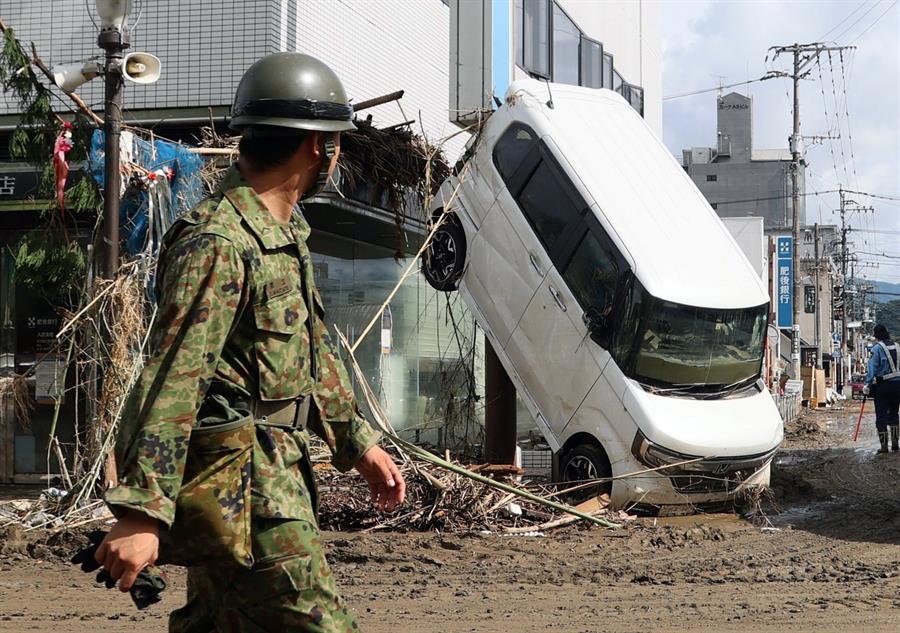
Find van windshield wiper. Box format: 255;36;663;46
643;377;758;398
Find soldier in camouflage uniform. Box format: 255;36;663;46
94;53;406;632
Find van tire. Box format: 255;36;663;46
423;218;466;291
559;443;613;504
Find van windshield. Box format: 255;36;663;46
625;293;768;391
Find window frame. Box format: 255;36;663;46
579;35;603;89
521;0;552;79
550;0;581;86
509;143;588;268
602;52;614;89
491;122;540;184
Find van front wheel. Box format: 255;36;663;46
560;443;612;504
423;219;466;291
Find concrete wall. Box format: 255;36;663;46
687;159;804;230
716;92;752;163
0;0;271;114
1;0;463;154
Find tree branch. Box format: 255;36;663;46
0;17;104;125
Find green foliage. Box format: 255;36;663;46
874;299;900;339
0;29;101;218
13;228;86;305
0;28;59;166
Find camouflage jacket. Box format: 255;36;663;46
106;166;381;527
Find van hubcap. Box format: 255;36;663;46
428;230;457;282
564;455;599;482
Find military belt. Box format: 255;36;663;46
238;395;310;430
206;383;310;430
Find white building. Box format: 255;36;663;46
0;0;660;480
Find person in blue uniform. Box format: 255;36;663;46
864;324;900;453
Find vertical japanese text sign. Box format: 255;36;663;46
776;236;793;328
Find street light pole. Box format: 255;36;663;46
98;26;128;279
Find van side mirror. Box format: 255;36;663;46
583;307;612;348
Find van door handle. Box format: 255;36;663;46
529;253;544;276
548;285;566;312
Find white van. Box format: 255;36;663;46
423;79;783;510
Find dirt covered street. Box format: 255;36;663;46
2;400;899;633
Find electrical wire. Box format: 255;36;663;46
815;55;841;183
662;75;774;101
848;0;899;43
818;0;871;40
837;50;860;191
832;0;887;42
826;51;852;188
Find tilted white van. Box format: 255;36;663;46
423;79;783;510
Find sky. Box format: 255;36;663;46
660;0;900;283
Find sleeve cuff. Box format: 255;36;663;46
330;415;382;472
104;485;177;528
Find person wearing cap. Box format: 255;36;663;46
864;324;900;454
94;52;405;631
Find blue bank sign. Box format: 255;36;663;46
776;236;793;328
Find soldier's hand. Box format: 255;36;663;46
95;510;160;592
355;445;406;512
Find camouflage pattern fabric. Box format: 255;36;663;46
103;165;381;626
106;165;381;527
169;518;359;633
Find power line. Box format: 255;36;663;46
711;188;842;206
819;0;870;40
837;51;859;190
849;0;899;43
663;75;775;100
832;0;886;41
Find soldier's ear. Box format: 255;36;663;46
306;131;324;159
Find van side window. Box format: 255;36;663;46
492;124;537;182
517;160;583;253
563;230;619;316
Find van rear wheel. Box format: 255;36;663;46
559;443;612;504
423;218;466;291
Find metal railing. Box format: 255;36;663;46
774;379;804;424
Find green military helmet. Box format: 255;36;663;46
230;52;355;133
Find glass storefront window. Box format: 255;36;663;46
307;230;481;448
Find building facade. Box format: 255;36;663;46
0;0;660;481
682;92;805;231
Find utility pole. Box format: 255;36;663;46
97;11;129;279
836;186;874;391
814;223;821;367
769;42;855;380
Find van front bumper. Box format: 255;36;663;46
627;430;778;498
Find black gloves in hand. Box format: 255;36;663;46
70;529;168;610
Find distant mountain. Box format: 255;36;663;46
870;280;900;303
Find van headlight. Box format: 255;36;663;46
631;431;707;472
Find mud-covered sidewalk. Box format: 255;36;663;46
2;400;899;633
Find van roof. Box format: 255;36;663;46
505;80;769;310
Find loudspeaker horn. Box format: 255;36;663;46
122;52;161;85
51;62;101;93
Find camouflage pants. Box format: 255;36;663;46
169;518;359;632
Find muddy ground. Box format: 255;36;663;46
1;400;898;632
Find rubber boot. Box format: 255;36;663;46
891;425;899;452
878;431;889;454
